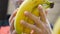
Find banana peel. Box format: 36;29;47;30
14;0;54;34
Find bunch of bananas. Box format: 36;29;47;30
14;0;54;34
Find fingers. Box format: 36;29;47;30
45;9;48;15
24;11;38;21
38;5;47;23
9;8;18;34
45;8;50;15
9;8;18;23
20;20;51;34
10;18;15;34
20;20;42;34
24;11;41;26
24;11;46;29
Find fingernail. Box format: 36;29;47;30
38;5;42;9
30;30;34;34
24;11;29;16
20;20;24;24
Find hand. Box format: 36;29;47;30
20;5;52;34
9;8;18;34
9;5;52;34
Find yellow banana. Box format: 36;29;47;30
14;0;54;34
52;16;60;34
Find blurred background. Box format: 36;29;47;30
0;0;60;34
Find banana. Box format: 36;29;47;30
14;0;54;34
52;17;60;34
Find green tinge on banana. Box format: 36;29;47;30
14;0;53;34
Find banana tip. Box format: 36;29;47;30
50;2;54;8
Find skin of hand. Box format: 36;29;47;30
9;5;52;34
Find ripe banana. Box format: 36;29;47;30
14;0;54;34
52;16;60;34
